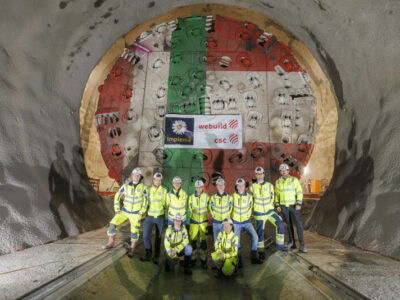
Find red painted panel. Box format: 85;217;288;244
95;45;137;183
203;142;313;194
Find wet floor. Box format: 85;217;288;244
66;230;336;300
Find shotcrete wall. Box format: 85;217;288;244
0;0;399;258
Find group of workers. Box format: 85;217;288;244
103;163;307;277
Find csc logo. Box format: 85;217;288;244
214;138;227;143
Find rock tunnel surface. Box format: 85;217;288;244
0;0;399;267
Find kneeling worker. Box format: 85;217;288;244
188;180;209;269
211;218;239;277
164;213;193;275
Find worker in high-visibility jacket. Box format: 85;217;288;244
232;178;262;266
209;178;233;242
275;163;308;253
166;176;188;226
250;166;286;260
164;213;193;275
188;180;209;269
103;168;148;257
211;218;239;277
140;172;168;264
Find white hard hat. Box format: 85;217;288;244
173;213;183;221
255;166;264;174
279;163;289;171
216;177;225;185
153;172;163;179
236;178;245;185
172;176;182;183
222;218;233;225
195;180;204;187
131;167;142;175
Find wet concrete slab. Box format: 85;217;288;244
0;225;129;300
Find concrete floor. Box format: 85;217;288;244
1;224;399;300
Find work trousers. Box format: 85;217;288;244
233;222;258;253
211;252;238;276
108;211;141;242
281;205;304;244
189;222;208;261
255;209;285;249
164;245;193;268
142;215;164;255
212;223;224;243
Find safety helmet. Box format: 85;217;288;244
173;213;183;221
255;166;265;174
222;218;233;225
195;180;204;187
216;177;226;185
131;167;142;175
279;163;289;171
172;176;182;183
153;172;163;179
236;178;245;185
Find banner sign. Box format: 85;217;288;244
164;114;242;149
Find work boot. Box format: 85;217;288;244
165;262;171;272
152;255;160;265
277;245;288;252
190;259;197;268
215;268;223;278
200;259;207;269
299;244;308;253
102;235;115;249
140;249;152;262
184;256;193;275
251;250;263;264
127;241;136;258
258;251;266;261
238;253;243;269
287;241;296;250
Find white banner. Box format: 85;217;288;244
164;114;242;149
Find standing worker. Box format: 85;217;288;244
275;163;308;253
166;176;188;226
140;172;168;264
209;178;232;242
211;218;239;277
103;168;148;257
250;166;286;260
232;178;262;266
164;213;193;275
188;180;209;269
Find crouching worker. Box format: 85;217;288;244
164;213;193;275
103;168;148;258
211;218;239;277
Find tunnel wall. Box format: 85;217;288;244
0;0;399;258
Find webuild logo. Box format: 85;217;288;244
197;119;239;130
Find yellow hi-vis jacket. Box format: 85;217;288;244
209;192;232;223
114;182;148;214
250;181;275;215
274;176;303;207
231;192;253;224
164;226;189;258
214;230;239;259
167;188;188;220
147;185;168;217
188;192;209;224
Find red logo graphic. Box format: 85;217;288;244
229;134;239;144
229;119;239;129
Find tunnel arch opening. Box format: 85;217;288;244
79;4;337;198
